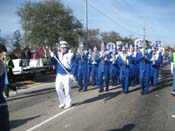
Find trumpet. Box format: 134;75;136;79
152;54;156;65
122;53;128;65
100;51;105;60
78;50;83;59
112;54;116;64
141;48;145;57
92;52;97;64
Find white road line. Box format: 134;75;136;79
26;107;74;131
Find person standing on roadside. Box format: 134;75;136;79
2;52;17;97
171;47;175;96
23;44;31;66
0;51;10;131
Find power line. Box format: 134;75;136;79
121;0;160;37
87;1;141;37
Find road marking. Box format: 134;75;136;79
26;107;74;131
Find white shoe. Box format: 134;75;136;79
64;104;72;109
15;90;18;95
59;104;65;108
171;91;175;96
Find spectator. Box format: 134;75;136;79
10;49;18;59
0;51;10;131
2;52;17;97
171;47;175;96
24;44;31;66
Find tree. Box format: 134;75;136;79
0;35;7;52
87;29;100;48
121;37;135;47
17;0;82;49
101;31;121;43
12;30;22;51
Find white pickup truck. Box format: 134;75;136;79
12;58;51;75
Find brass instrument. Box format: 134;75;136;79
79;50;83;59
92;52;97;64
100;51;105;60
122;53;128;65
141;48;145;57
112;53;116;64
152;53;156;65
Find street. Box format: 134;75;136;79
8;60;175;131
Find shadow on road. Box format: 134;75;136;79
73;90;122;106
7;87;55;102
128;86;140;93
14;73;55;87
10;115;41;129
149;74;172;94
107;123;135;131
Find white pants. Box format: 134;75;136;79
55;73;72;106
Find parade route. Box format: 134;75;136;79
7;61;175;131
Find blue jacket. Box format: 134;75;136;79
0;70;6;104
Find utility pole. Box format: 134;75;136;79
85;0;88;48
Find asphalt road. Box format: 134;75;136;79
7;60;175;131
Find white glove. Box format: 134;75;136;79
50;52;54;57
151;56;156;61
48;49;54;57
104;57;107;61
88;54;91;60
126;59;129;65
70;74;75;82
83;50;88;54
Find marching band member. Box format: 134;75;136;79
157;41;164;64
137;42;152;95
76;43;89;92
87;49;92;82
51;41;75;109
71;49;78;79
150;47;161;86
91;46;100;86
127;45;135;86
118;46;132;94
109;48;119;86
132;44;140;84
98;42;110;92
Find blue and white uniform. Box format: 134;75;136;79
118;47;132;93
98;50;110;92
76;43;88;91
91;46;100;86
150;48;161;86
109;49;119;86
137;46;152;94
52;41;75;109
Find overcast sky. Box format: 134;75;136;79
0;0;174;45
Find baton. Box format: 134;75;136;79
48;49;80;87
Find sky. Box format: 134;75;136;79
0;0;174;45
